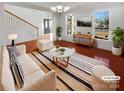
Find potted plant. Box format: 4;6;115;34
112;27;124;56
56;26;62;40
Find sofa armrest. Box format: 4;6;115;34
21;70;57;91
16;45;26;54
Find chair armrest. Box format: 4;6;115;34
16;45;26;54
21;70;57;91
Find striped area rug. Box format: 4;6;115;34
30;50;106;91
42;50;106;75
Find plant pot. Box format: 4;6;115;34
112;46;122;56
58;37;62;41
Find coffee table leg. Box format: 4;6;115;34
56;58;59;66
66;57;70;67
53;57;59;67
53;57;55;62
53;57;69;67
53;57;56;65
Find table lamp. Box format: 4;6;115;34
8;34;17;46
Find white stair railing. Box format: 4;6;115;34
4;10;39;36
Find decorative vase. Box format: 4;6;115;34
112;46;122;56
58;37;62;41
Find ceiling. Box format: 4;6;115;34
6;2;124;12
28;2;124;11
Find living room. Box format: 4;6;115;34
0;0;124;92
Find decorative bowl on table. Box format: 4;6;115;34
59;48;65;55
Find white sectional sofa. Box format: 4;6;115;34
0;45;56;91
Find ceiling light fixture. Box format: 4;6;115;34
51;5;70;14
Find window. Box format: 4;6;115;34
94;10;109;40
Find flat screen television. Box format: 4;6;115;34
77;17;92;27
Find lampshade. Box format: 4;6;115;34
8;34;17;40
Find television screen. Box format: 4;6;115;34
77;16;92;27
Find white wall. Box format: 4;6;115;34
74;8;92;34
0;4;59;45
52;13;60;41
60;6;93;42
60;6;124;51
1;3;124;50
5;2;50;12
5;4;53;35
0;3;4;9
95;6;124;51
0;10;38;45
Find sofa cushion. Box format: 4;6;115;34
17;54;31;65
10;53;24;88
1;46;16;91
17;54;45;90
24;70;45;87
17;54;42;76
16;45;26;55
17;70;45;90
8;46;20;57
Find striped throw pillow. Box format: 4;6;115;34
10;53;24;88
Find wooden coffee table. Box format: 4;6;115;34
49;47;75;67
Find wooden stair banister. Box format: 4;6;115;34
4;10;39;36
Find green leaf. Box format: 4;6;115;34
112;27;124;47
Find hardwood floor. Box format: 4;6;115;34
54;40;124;91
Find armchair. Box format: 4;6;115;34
37;34;54;51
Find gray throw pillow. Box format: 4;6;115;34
10;53;24;88
8;46;20;57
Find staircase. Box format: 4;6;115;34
4;10;39;36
